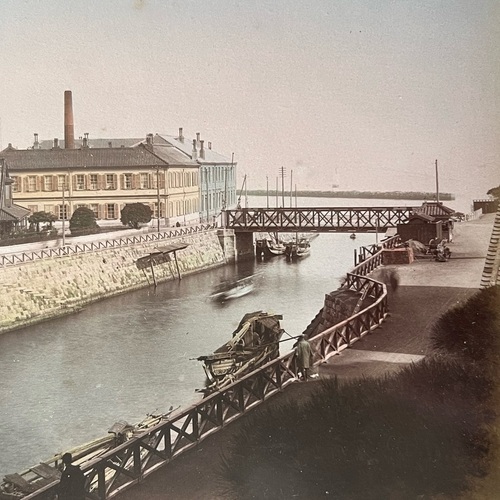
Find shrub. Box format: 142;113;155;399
222;369;491;499
120;203;152;229
430;287;500;370
69;207;99;235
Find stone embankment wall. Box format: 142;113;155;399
0;230;227;334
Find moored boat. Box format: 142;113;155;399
285;237;311;261
0;408;177;499
255;236;287;258
196;311;284;394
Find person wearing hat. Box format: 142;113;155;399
57;452;86;500
294;334;313;381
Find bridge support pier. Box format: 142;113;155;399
234;232;255;261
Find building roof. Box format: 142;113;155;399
0;204;30;221
156;134;234;164
18;132;233;166
408;212;436;222
38;138;143;149
415;202;455;218
0;145;197;171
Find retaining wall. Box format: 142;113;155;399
0;230;227;333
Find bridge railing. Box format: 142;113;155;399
24;264;389;499
0;224;217;268
224;207;414;232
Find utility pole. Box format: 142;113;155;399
435;159;440;204
205;167;209;222
279;166;286;208
156;167;161;232
266;176;269;208
61;176;66;246
289;169;293;207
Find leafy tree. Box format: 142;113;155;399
29;211;56;232
69;207;99;233
120;203;152;229
486;185;500;198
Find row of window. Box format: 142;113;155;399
28;199;199;220
13;171;199;193
200;166;236;183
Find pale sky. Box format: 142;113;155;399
1;0;498;200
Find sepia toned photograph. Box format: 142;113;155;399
0;1;499;499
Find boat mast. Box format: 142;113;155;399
266;176;269;208
237;174;246;209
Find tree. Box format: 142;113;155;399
29;211;57;232
486;185;500;198
69;207;99;234
120;203;152;229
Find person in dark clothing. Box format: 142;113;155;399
294;334;313;381
58;452;86;500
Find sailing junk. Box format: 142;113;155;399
197;311;284;393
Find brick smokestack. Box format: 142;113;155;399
64;90;75;149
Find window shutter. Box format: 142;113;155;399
133;174;140;189
120;174;125;189
114;204;118;218
98;175;105;190
97;204;103;220
72;176;77;190
159;172;165;189
113;174;117;189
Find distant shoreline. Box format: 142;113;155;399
245;190;454;201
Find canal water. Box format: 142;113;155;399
0;196;469;478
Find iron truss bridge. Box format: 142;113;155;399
223;207;416;233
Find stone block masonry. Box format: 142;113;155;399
0;230;227;334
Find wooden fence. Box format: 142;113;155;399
0;225;216;268
23;236;398;499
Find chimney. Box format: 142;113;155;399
208;141;212;150
146;133;154;146
64;90;75;149
53;138;59;149
192;139;198;160
178;127;184;143
200;140;205;159
33;133;39;149
108;141;113;148
82;132;89;148
196;132;200;147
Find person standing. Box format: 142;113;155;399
58;453;86;500
294;334;313;381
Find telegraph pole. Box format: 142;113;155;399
61;176;66;246
279;166;286;207
156;167;161;232
435;159;440;204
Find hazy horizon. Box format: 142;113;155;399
1;1;498;200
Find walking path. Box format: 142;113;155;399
119;214;496;500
